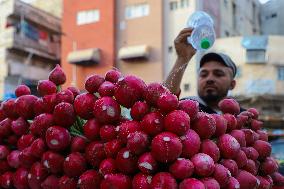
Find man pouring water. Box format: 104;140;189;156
164;11;238;114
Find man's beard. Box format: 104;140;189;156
201;94;221;102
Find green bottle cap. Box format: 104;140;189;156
201;38;211;49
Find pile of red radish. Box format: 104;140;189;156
0;64;283;189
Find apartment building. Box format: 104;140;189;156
0;0;61;99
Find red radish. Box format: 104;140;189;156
220;159;239;176
223;113;237;132
99;158;117;176
151;132;182;163
41;175;60;189
151;172;178;189
0;160;10;175
17;134;35;150
11;117;29;136
93;96;121;125
144;82;170;106
257;130;268;142
157;93;179;114
132;173;152;189
236;115;248;129
178;99;199;121
137;152;158;174
127;131;150;155
41;151;65;174
7;135;18;146
200;139;220;163
101;173;132;189
230;130;246;147
30;113;54;137
63;152;87;178
201;177;220;189
179;178;205;189
191;153;215;177
141;112;164;136
169;158;194;179
42;94;57;113
114;75;147;108
71;136;87;152
58;176;77;189
78;170;102;189
15;95;38;119
104;139;123;158
242;147;259;161
250;119;263;131
15;84;31;97
180;129;201;158
260;157;279;175
83;118;101;141
218;98;240;115
98;81;115;97
85;141;106;168
271;172;284;186
1;99;18;119
56;89;74;104
236;170;260;189
53;102;76;128
13;167;29;189
247;108;259;119
213;163;231;188
115;148;138;174
27;162;48;189
242;129;259;146
48;64;66;85
226;177;240;189
45;126;71;151
7;150;21;168
256;176;272;189
99;125;117;142
30;138;47;158
85;74;105;93
253;140;271;160
117;120;141;143
191;112;216;139
0;171;13;189
164;110;190;136
234;150;248;169
0;145;9;159
67;86;80;97
243;159;258;175
0;105;6;121
37;80;57;96
212;114;227;137
105;69;122;83
74;93;97;120
33;98;45;116
19;147;37;168
130;101;149;121
217;134;240;159
0;118;12;138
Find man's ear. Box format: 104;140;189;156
230;79;236;90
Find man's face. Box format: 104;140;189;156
197;61;235;103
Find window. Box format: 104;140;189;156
232;2;237;30
125;4;150;19
278;67;284;81
271;13;277;18
184;83;190;91
246;49;266;63
77;9;100;25
168;46;173;53
170;1;178;10
180;0;189;8
225;30;230;37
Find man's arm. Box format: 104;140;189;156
163;28;196;95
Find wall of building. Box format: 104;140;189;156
61;0;116;90
116;0;163;84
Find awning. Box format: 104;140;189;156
242;36;268;50
118;45;150;60
67;48;100;65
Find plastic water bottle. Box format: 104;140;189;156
186;11;216;51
